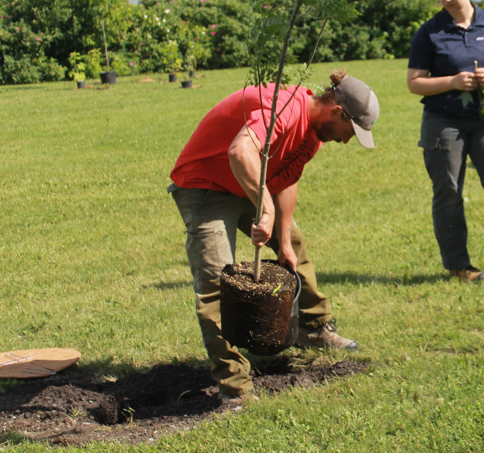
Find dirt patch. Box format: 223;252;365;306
0;358;367;446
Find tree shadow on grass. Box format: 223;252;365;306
316;271;448;286
141;280;192;291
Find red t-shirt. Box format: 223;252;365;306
170;84;322;198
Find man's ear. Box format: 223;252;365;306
330;104;344;117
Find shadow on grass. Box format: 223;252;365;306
142;280;192;291
316;272;448;286
142;272;448;292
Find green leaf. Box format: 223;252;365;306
272;284;282;295
458;92;474;108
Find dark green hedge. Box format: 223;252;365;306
0;0;441;84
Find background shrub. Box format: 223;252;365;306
0;0;455;85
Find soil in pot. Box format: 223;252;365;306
220;261;297;356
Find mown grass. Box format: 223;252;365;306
1;59;484;452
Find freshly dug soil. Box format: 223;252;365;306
221;261;297;356
0;359;367;446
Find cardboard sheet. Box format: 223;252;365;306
0;348;81;378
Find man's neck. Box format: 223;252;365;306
308;96;331;124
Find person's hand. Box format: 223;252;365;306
452;71;478;91
251;212;274;247
475;67;484;86
278;245;297;271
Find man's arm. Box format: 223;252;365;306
273;183;298;270
228;126;275;247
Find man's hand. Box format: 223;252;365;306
278;245;297;271
273;183;298;271
251;211;274;247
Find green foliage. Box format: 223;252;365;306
84;48;103;78
38;56;67;82
68;51;86;82
0;0;70;84
246;0;358;89
0;0;451;85
349;0;441;59
109;52;131;76
161;41;183;74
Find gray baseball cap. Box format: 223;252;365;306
333;76;379;149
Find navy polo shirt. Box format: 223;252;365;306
408;2;484;118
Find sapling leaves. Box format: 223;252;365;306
245;0;357;280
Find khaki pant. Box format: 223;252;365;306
170;185;332;396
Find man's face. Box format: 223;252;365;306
312;109;355;144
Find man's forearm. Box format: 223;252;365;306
273;183;298;248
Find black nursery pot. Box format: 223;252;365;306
77;80;86;89
189;70;196;78
100;71;117;85
168;73;177;82
181;80;192;89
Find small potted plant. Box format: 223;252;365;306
181;52;194;88
68;52;87;89
187;51;197;79
99;7;116;84
162;42;182;82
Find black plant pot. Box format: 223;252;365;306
181;80;192;89
189;70;196;78
168;73;177;83
77;80;86;89
100;71;116;85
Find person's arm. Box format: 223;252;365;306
228;126;275;247
273;183;298;270
407;68;478;95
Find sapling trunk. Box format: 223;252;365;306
253;0;314;281
102;19;110;72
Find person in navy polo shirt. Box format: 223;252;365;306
408;0;484;282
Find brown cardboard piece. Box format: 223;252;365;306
0;348;81;378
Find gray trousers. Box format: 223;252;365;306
169;184;332;396
419;110;484;270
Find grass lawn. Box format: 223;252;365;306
1;59;484;452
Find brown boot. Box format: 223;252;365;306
449;265;484;282
296;318;358;351
218;392;259;406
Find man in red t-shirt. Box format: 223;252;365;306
168;70;379;400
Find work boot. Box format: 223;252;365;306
296;318;358;351
449;265;484;283
218;392;259;406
